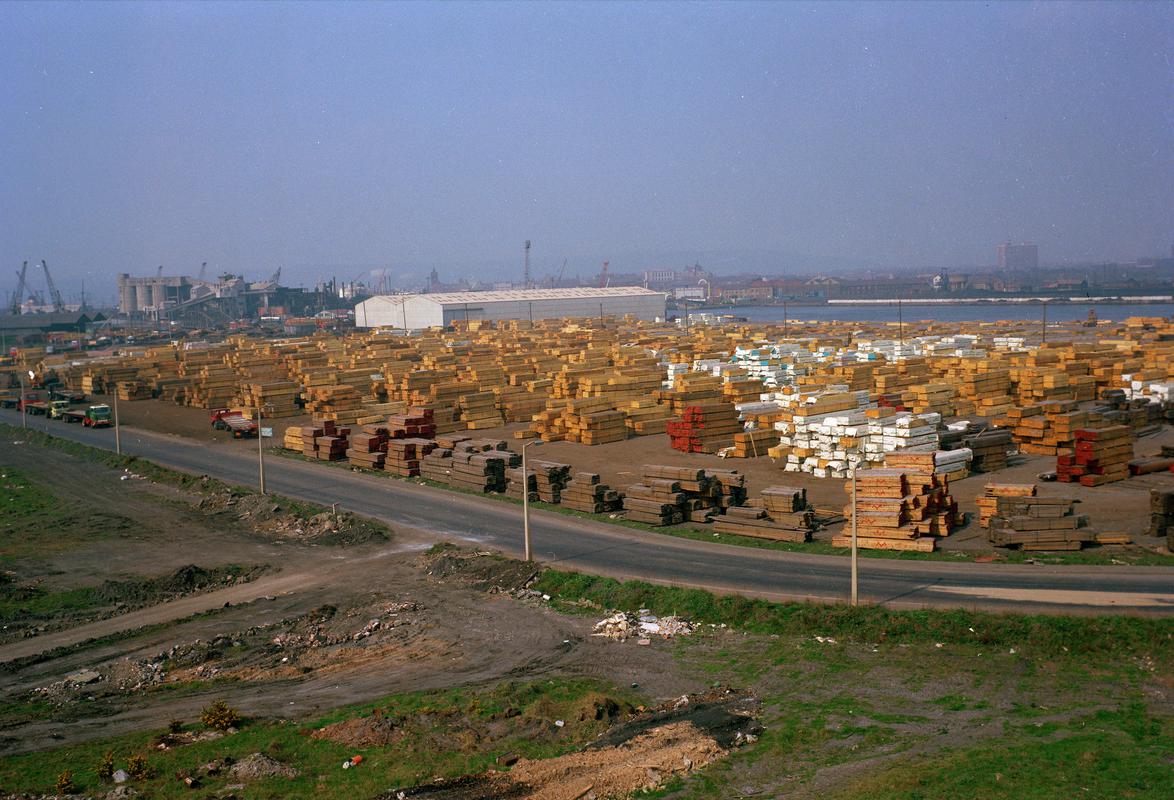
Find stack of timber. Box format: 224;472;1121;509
387;408;437;439
985;491;1096;551
712;485;815;542
835;462;956;552
237;381;301;418
305;383;365;424
623;398;673;436
1056;425;1134;486
385;437;436;477
975;483;1036;528
1147;489;1174;547
282;425;305;451
622;466;747;525
458;390;504;430
667;402;742;453
115;380;152;401
995;401;1097;456
298;421;349;461
962;428;1013;472
560;472;623;514
504;460;572;503
346;425;389;470
446;451;509;493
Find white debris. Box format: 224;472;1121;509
592;611;696;642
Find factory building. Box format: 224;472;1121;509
355;287;666;330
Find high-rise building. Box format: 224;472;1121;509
997;242;1039;271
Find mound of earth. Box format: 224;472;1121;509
227;752;299;781
198;491;389;545
96;564;268;605
312;711;403;748
423;545;539;592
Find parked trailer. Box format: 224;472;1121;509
48;400;71;419
222;416;259;439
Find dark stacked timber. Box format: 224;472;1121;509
986;494;1102;550
560;472;622;514
963;428;1013;472
712;485;815;542
1057;425;1133;486
1148;489;1174;545
504;459;572;503
623;465;748;525
667;403;742;453
447;451;509;492
834;461;956;552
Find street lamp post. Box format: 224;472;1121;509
113;385;121;455
521;439;545;561
850;465;858;606
18;371;29;429
258;403;273;494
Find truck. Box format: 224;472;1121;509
16;391;45;413
50;388;86;403
210;409;259;438
48;399;72;419
80;404;112;428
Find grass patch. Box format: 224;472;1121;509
531;569;1174;661
826;703;1173;800
0;678;640;798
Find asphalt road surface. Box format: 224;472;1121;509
3;408;1172;616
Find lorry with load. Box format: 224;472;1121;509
63;404;113;427
211;408;259;438
48;400;71;419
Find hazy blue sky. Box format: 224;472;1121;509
1;1;1171;297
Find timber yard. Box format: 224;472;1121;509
2;274;1174;800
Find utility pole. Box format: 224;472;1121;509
257;404;269;494
113;388;121;454
522;439;545;561
850;464;860;606
18;371;27;429
523;240;532;289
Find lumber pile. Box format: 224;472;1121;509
387;408;437;439
346;425;389;470
296;421;349;461
116;380;152;401
560;472;623;514
962;428;1013;472
712;485;815;542
985;492;1094;551
1147;489;1174;544
504;460;571;503
975;483;1036;528
835;461;957;552
385;437;436;477
1056;425;1134;486
667;402;742;453
458;390;504;430
440;451;509;493
622;465;747;525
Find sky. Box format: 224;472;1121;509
1;1;1171;300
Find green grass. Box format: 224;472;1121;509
531;568;1174;661
825;704;1173;800
0;678;641;798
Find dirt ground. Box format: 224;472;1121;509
0;444;701;755
52;392;1174;555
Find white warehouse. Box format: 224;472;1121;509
355;287;666;329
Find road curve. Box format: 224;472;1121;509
2;408;1172;617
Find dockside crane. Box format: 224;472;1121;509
9;261;28;314
598;260;610;288
41;260;66;312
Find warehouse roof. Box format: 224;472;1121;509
402;287;663;304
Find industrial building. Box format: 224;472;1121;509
355;287;666;329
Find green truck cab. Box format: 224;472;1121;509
83;404;113;427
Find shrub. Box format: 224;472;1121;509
200;699;241;731
97;751;114;782
126;754;153;781
56;770;75;793
168;718;184;734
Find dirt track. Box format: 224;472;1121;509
0;444;698;754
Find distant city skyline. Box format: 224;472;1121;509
2;1;1171;299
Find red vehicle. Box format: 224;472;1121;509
17;391;44;413
211;408;258;438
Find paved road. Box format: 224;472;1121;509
3;409;1172;616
